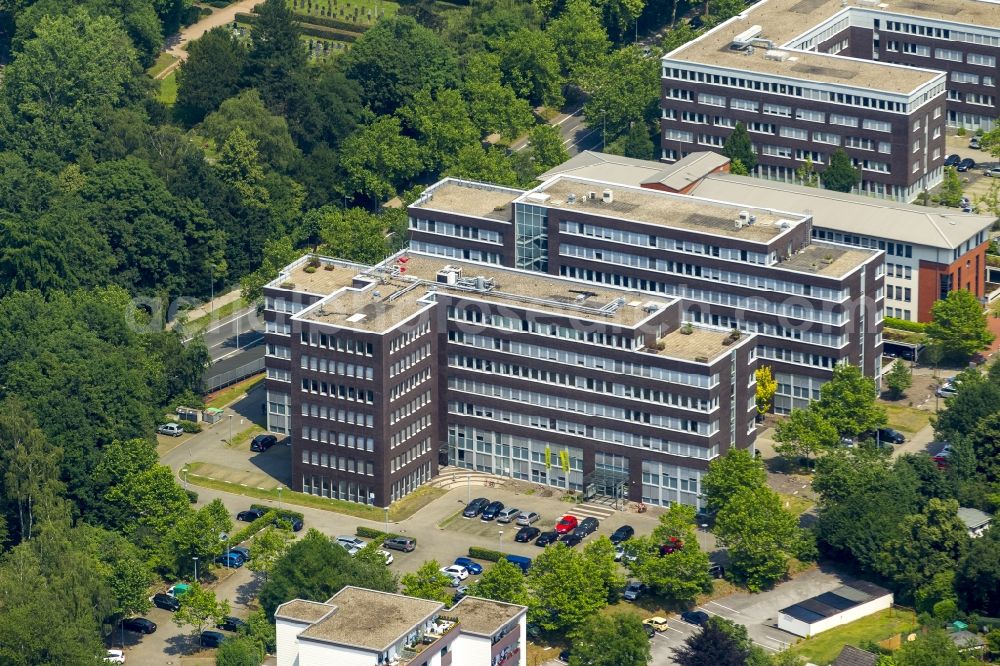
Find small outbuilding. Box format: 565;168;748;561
831;645;878;666
957;507;993;538
778;581;893;638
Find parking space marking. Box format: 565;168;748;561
706;600;742;615
752;641;778;652
764;635;792;649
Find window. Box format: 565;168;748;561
682;111;708;123
795;109;825;123
698;93;726;106
912;161;920;173
845;136;874;150
730;98;759;112
713;116;736;128
935;48;963;61
862;119;892;133
779;126;808;140
985;77;996;87
813;131;840;145
933;106;942;119
951;72;980;84
878;141;892;154
747;121;774;134
829;114;858;127
664;129;693;142
968;53;996;67
667;88;693;101
763;103;791;117
902;43;930;56
966;93;995;106
762;144;792;158
698;133;725;146
795;149;824;163
912;119;921;131
912;139;921;153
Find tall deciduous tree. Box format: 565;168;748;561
812;364;886;438
755;366;777;416
885;361;913;400
626;504;712;604
546;0;611;82
216;635;265;666
937;166;964;207
401;560;454;604
468;558;531;606
956;522;1000;615
894;628;969;666
496;28;563;108
926;289;994;361
569;612;651;666
462;53;535;140
202;89;302;172
0;400;63;543
445;144;523;188
527;125;570;174
176;27;247;125
338;116;423;205
584;47;659;143
173;582;230;635
243;0;305;115
216;127;271;210
722;123;756;171
773;409;840;461
701;449;767;513
248;526;293;583
606;122;655;160
674;618;753;666
963;412;1000;483
714;486;800;591
821;148;861;193
527;543;610;633
398;87;479;172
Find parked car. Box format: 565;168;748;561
644;616;670;632
121;617;157;634
443;573;462;588
337;542;360;556
453;585;470;603
480;501;505;521
694;509;716;528
958;158;976;172
559;532;584;547
166;583;190;599
496;507;521;523
217;616;248;632
970;137;981;149
250;434;278;452
105;649;126;664
614;544;625;561
152;593;180;612
463;497;490;518
516;511;541;526
440;565;470;580
610;525;634;545
230;546;250;562
936;384;959;398
554;515;578;534
624;581;646;601
643;623;656;639
681;610;710;626
708;563;726;579
200;630;227;648
156;423;184;437
287;517;304;532
515;526;541;543
944;153;961;167
574;517;599;537
214;552;245;568
877;427;906;444
383;536;416;552
453;557;483;575
526;623;543;641
535;530;559;547
337;536;367;551
237;508;265;522
660;536;684;555
505;554;532;573
985;166;1000;177
931;444;952;468
379;549;394;565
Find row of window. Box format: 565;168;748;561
298;426;375;452
267;367;291;382
447;330;720;387
889;286;913;303
688;311;846;348
300;401;374;427
389;343;431;378
883;21;1000;50
301;447;375;477
390;437;432;474
448;354;718;411
391;414;431;449
951;71;996;87
300;378;375;404
410;240;503;265
389;321;431;354
448;306;636;350
300;355;374;380
389;390;432;425
266;297;307;314
301;476;376;505
811;229;914;258
450;426;585;470
758;346;842;368
410;218;502;244
300;331;375;357
390;367;432;402
887;263;913;280
266;321;291;335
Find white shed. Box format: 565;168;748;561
778;581;893;638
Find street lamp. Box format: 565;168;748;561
467;473;471;505
277;486;283;511
384;506;389;533
228;413;233;445
193;556;199;582
498;530;503;550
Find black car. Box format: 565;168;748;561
957;158;976;172
610;525;634;545
217;616;248;632
688;15;703;28
708;563;725;579
463;497;490;518
535;530;559;547
480;500;505;521
526;623;543;641
559;532;584;547
152;593;180;612
681;610;710;626
122;617;157;634
877;427;906;444
515;526;541;542
200;630;227;648
237;508;266;522
559;649;571;663
274;513;304;531
944;153;961;167
250;434;278;452
575;517;599;536
643;623;656;639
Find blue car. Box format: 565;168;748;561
453;557;483;575
214;552;245;568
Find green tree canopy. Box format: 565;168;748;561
202;89;302;172
937;166;964;207
674;617;755;666
398;87;479;172
773;408;841;461
173;582;230;635
926;289;995;361
462;53;535;140
401;560;455;604
714;485;800;591
527;543;611;633
496;28;563;108
242;0;306;115
176;27;247;125
569;612;651;666
584;46;659;143
468;558;531;606
605;122;655;160
722;123;756;171
546;0;611;82
701;448;767;513
626;504;712;604
955;522;1000;615
216;635;265;666
821;148;861;193
811;364;886;438
527;125;570;175
885;361;913;400
338;116;423;205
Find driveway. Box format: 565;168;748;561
165;0;263;62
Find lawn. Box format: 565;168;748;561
147;51;179;78
205;374;263;410
158;71;178;106
882;403;932;434
182;296;248;334
787;607;917;665
225;423;264;449
778;492;814;516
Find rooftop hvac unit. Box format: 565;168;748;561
602;189;614;204
588;191;598;200
567;193;577;204
764;49;790;61
735;219;745;230
642;302;660;313
731;24;763;50
739;210;750;222
436;266;461;285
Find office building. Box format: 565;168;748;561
660;0;1000;200
276;587;527;666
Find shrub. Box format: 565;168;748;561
250;504;304;523
468;546;506;562
303;266;317;274
179;420;203;433
228;510;279;545
185;489;199;504
885;317;927;333
355;526;416;545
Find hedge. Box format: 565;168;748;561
468;546;506;562
291;12;365;34
236;12;360;42
885;317;927;333
250;504;304;523
355;526;416;545
228;509;279;545
179;420;203;433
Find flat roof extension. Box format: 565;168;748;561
450;597;526;637
780;580;892;625
411;178;522;221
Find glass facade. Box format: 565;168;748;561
514;203;548;272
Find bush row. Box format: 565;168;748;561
290;11;365;34
206;0;233;7
355;526;416;545
228;509;279;545
250;504;305;523
468;546;506;562
884;317;927;333
236;12;360;42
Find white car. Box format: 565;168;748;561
105;650;126;664
440;565;469;580
336;536;366;551
379;549;394;565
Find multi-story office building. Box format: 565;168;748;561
276;586;527;666
540;151;994;323
660;0;1000;200
263;246;758;507
410;177;883;415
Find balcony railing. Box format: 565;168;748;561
397;616;461;663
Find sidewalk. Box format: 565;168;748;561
164;0;262;61
169;289;244;330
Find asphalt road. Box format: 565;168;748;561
197;306;265;363
512;107;606;157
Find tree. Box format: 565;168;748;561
445;144;523;188
595;0;646;44
938;167;964;207
173;583;230;635
584;47;659;144
662;22;702;52
468;558;531;606
338;116;423;205
497;29;563;108
701;449;767;513
605;122;655;160
398;87;479;172
546;0;611;82
885;361;913;400
216;127;271;210
722;123;756;171
312;207;392;264
933;368;1000;443
527;544;609;633
527;125;570;175
755;366;777;416
962;412;1000;483
247;526;293;582
242;0;306;114
401;560;455;604
202;89;301;172
243;609;276;654
569;612;651;666
894;629;969;666
812;364;886;439
674;619;754;666
627;505;712;604
821;149;861;192
773;408;840;461
0;10;141;159
714;486;800;591
176;27;247;125
796;157;819;187
240;236;299;303
707;0;745;21
926;289;994;361
581;536;624;602
462;53;535;140
216;635;265;666
0;400;64;543
342;16;458;115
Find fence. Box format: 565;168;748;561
202;358;265;393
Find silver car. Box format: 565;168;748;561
515;511;540;526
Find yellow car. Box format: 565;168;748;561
643;616;669;632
